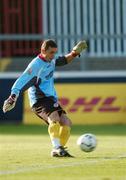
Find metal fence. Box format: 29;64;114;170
0;0;126;57
42;0;126;56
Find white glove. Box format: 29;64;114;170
3;95;17;113
72;40;88;57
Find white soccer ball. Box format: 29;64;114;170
77;133;97;152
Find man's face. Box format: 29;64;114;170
42;47;58;61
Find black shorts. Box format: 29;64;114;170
32;97;66;123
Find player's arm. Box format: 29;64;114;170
3;63;39;113
55;40;88;66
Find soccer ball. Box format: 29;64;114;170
77;133;97;152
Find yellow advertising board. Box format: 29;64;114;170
24;83;126;124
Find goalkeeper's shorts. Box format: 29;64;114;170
32;96;66;124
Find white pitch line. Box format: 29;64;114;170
0;160;97;175
0;155;126;176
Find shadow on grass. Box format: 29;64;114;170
0;124;126;136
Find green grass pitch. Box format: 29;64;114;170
0;124;126;180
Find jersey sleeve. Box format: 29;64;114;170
11;61;40;96
55;56;68;66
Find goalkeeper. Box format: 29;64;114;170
3;39;87;157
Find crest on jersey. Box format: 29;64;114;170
27;68;32;75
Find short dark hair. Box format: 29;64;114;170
41;39;57;51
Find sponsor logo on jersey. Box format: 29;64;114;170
45;71;53;79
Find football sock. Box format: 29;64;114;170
48;121;61;148
59;125;71;146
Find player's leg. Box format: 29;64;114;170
59;113;72;147
48;111;73;157
32;103;61;149
47;111;61;149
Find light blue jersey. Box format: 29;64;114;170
11;55;67;107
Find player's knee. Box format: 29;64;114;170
61;118;72;127
48;111;60;124
48;118;60;124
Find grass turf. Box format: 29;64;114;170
0;125;126;180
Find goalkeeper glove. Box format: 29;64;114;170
3;94;17;113
71;40;88;57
